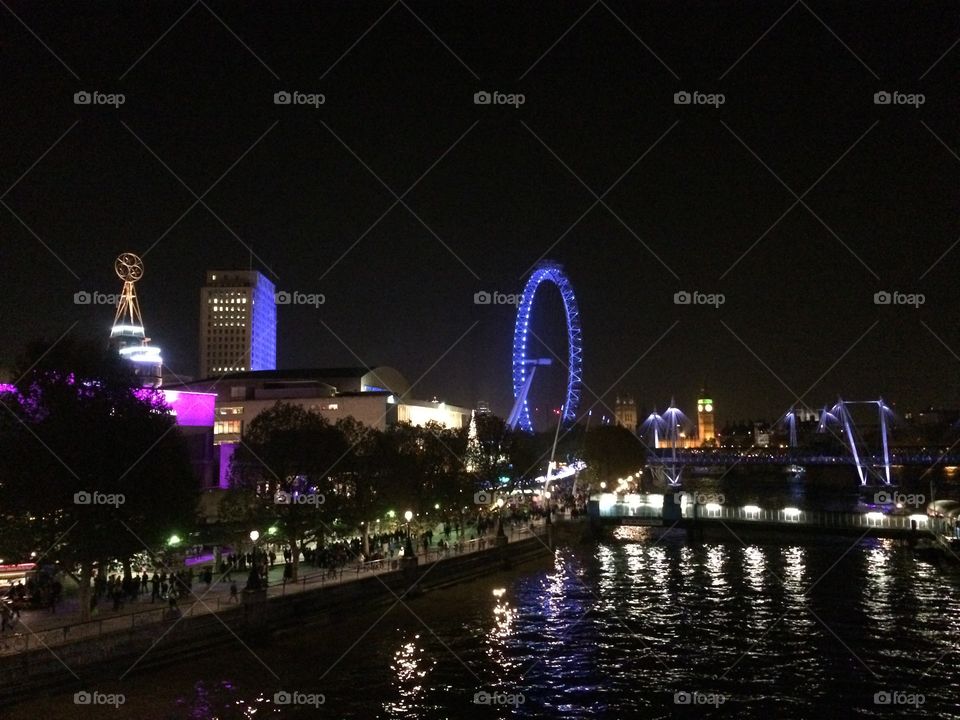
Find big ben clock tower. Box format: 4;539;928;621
697;391;715;445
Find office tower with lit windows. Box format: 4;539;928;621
199;270;276;377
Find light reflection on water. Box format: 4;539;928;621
11;531;960;719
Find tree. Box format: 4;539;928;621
583;425;646;487
0;338;197;621
228;402;347;580
332;418;394;556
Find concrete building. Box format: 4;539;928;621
169;367;472;489
199;270;276;377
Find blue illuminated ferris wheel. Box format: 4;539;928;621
507;260;583;433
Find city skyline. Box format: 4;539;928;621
2;2;958;424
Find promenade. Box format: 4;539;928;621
0;520;549;656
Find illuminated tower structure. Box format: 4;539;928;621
696;391;715;446
200;270;276;377
110;252;163;386
614;395;637;432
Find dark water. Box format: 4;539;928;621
9;469;960;719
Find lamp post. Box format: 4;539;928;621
404;510;414;557
495;497;507;544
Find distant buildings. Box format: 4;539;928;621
614;395;637;431
199;270;276;377
170;367;472;489
696;392;716;445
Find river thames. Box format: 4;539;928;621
8;469;960;718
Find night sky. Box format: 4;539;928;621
1;1;958;428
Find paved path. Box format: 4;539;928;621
0;519;550;655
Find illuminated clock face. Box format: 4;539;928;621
705;403;713;413
697;404;704;412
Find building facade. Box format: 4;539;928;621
169;367;471;489
614;395;637;431
199;270;277;377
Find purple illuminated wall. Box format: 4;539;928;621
162;390;216;427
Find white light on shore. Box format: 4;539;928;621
783;507;801;518
865;512;886;522
909;514;928;524
743;505;761;515
705;502;722;513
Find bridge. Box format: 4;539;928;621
647;447;960;468
587;492;957;542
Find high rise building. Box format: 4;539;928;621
200;270;276;378
697;391;716;445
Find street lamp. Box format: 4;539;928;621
495;497;506;539
247;530;263;590
404;510;414;556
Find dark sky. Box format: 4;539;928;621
1;1;958;429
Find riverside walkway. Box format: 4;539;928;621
0;521;548;656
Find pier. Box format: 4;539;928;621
588;492;955;541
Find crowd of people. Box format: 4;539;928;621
0;495;583;633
